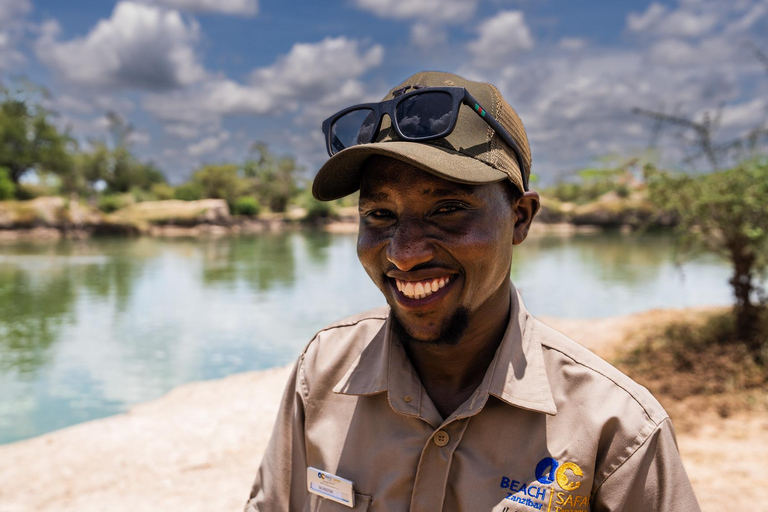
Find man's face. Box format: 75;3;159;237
357;157;535;345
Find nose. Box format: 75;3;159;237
386;218;435;271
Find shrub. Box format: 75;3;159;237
151;183;175;200
304;197;337;222
0;167;15;200
98;195;124;213
233;196;260;216
174;182;203;201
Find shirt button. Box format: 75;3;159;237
403;395;413;403
434;431;449;447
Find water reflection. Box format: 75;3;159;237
0;267;75;375
0;232;734;444
201;233;297;292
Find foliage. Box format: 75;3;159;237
191;164;243;207
74;143;166;195
244;143;300;212
150;183;175;200
98;194;134;213
0;166;16;200
233;196;260;216
174;182;203;201
544;158;642;204
646;159;768;357
0;88;74;191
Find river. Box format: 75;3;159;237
0;230;733;444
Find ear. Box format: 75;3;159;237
513;191;540;245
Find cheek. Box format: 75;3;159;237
357;229;385;281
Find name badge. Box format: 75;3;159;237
307;467;355;508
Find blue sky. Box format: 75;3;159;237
1;0;767;184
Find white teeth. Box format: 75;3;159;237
395;276;451;300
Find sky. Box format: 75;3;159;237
1;0;767;184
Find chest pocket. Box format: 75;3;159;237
303;492;372;511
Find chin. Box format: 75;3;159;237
390;307;469;347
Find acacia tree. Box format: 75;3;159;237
635;44;768;359
645;160;768;358
0;88;73;188
243;143;300;212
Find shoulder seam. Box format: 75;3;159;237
538;332;664;426
592;418;669;495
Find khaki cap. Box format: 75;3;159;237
312;71;532;201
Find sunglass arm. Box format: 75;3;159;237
463;91;529;192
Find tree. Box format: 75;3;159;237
645;159;768;358
0;88;73;187
192;164;244;207
244;143;300;212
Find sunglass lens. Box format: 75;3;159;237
330;108;377;154
396;91;453;139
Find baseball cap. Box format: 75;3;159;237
312;71;532;201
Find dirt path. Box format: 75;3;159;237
0;309;765;511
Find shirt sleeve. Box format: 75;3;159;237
245;356;308;512
592;418;701;511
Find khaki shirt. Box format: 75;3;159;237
246;290;700;511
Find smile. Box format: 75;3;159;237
395;277;450;300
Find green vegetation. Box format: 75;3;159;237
233;196;260;217
617;308;767;422
543;158;639;205
0;86;73;187
645;159;768;359
0;83;306;221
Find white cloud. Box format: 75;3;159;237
628;1;719;38
719;97;768;129
410;22;448;50
144;37;384;126
467;11;534;67
152;0;257;16
559;37;587;50
127;131;151;145
187;131;230;156
459;0;768;180
0;0;31;69
166;123;201;139
36;1;205;91
354;0;476;22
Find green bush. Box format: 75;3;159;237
174;182;203;201
304;197;336;222
0;167;15;200
98;195;124;213
151;183;175;200
233;196;260;216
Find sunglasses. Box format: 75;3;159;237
321;86;529;191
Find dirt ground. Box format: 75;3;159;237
1;309;766;511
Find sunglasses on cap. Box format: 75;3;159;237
321;86;529;191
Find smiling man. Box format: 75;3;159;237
245;72;700;511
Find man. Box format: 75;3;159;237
245;71;700;511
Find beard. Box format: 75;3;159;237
390;307;470;347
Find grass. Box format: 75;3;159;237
615;307;768;429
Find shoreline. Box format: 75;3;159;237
0;219;629;241
1;307;764;511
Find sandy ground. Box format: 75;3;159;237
1;310;766;511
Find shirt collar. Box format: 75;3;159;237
333;286;557;418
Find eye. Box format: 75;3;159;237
433;202;466;214
361;208;396;222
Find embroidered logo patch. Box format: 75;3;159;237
499;457;589;512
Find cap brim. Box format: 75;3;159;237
312;141;511;201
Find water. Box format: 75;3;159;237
0;231;734;444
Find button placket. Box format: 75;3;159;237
409;418;470;512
